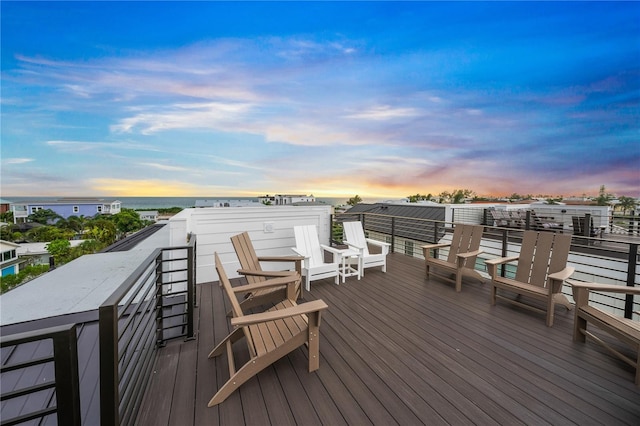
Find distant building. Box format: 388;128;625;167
258;194;316;205
137;211;159;222
195;199;261;208
1;240;20;276
11;198;121;223
16;240;85;268
0;199;11;214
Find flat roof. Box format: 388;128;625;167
0;226;170;326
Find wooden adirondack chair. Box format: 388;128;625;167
208;253;328;406
342;221;390;276
421;224;485;292
231;231;304;309
486;230;575;327
569;279;640;385
292;225;341;291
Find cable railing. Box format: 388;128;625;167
99;236;196;426
333;212;639;320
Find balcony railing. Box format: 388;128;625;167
334;212;639;320
99;236;196;426
0;323;81;426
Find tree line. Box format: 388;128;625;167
346;185;638;212
0;208;154;293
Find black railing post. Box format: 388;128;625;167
99;304;119;426
390;217;395;253
625;243;638;319
500;229;508;278
525;210;532;230
53;325;81;426
584;213;591;238
186;244;195;340
155;254;165;347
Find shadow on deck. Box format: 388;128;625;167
137;253;640;425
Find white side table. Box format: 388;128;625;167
337;249;361;283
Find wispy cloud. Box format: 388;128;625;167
2;158;34;165
2;2;638;198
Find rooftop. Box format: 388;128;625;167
136;253;640;425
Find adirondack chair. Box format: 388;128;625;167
568;279;640;385
486;230;575;327
231;231;304;310
208;253;329;406
421;224;485;292
291;225;342;291
342;221;390;276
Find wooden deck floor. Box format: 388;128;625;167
137;253;640;426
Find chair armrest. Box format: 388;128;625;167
422;243;451;250
548;266;575;293
457;249;483;259
567;280;640;295
548;266;575;282
237;269;297;278
257;255;305;262
485;255;519;267
485;255;519;278
231;299;329;326
231;275;300;293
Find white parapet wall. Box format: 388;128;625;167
169;205;333;284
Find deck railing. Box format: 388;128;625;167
334;212;639;320
0;323;81;426
99;236;196;426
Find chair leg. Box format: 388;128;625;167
209;328;245;358
455;270;462;292
573;313;587;342
490;284;497;305
208;356;263;407
546;297;555;327
308;312;321;372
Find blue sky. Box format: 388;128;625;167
2;1;639;200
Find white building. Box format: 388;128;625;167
258;194;316;205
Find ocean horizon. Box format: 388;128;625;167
2;196;352;210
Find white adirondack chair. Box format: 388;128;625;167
342;221;390;276
292;225;342;291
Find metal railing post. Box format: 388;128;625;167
625;243;638;319
390;217;395;253
53;326;81;426
156;254;165;347
186;244;195;339
500;229;508;278
99;304;119;426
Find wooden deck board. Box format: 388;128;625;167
137;253;640;426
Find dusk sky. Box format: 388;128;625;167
2;1;639;201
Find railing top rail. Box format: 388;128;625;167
0;323;76;347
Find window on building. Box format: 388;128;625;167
2;250;16;262
73;206;79;213
404;240;414;256
97;206;103;213
30;206;43;214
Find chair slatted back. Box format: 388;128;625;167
231;232;263;284
446;224;484;266
515;231;571;288
294;225;324;268
343;221;370;256
214;252;256;356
